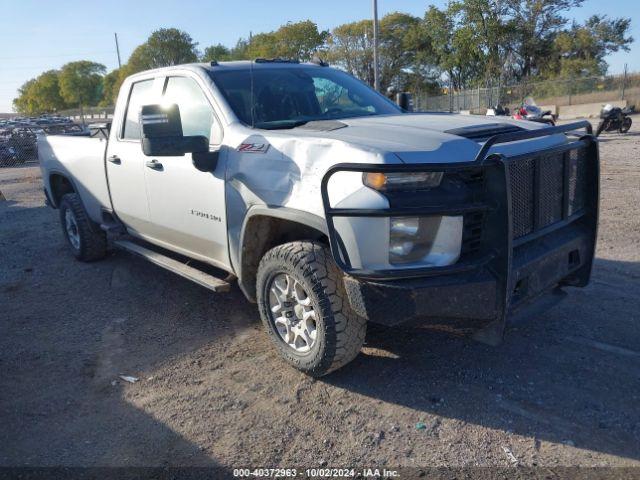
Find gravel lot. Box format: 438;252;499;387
1;122;639;473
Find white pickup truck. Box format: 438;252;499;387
38;60;599;375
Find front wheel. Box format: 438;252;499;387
256;241;366;376
59;193;107;262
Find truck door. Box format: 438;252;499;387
141;74;230;270
106;77;162;233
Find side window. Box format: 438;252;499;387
122;79;155;140
163;76;222;144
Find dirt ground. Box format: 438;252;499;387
1;122;639;474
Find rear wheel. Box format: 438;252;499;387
59;193;107;262
257;241;366;376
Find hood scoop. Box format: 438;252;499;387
445;123;524;142
297;120;348;132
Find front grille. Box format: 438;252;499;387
538;153;564;227
509;147;588;240
510;158;536;237
461;211;484;257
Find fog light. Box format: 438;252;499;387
389;216;442;264
389;240;415;257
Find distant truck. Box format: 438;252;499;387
38;60;599;376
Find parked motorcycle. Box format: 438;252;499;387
512;97;556;126
596;104;633;136
486;104;510;117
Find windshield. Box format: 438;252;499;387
209;66;401;129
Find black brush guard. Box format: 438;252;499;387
320;121;599;331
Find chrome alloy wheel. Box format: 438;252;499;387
268;273;318;353
64;208;80;250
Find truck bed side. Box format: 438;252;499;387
38;134;111;223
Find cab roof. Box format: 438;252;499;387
126;59;329;80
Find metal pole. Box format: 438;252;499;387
449;78;453;113
622;63;628;100
114;33;122;69
372;0;380;92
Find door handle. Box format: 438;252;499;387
145;159;163;171
107;155;121;165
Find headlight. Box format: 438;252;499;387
363;171;443;191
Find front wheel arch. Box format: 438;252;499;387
237;209;328;302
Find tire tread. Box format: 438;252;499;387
257;241;366;376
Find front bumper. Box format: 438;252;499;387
343;221;592;328
322;122;599;334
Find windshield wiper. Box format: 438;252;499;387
255;120;310;130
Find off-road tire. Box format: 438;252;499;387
59;193;107;262
257;241;366;376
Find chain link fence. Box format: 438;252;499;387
0;120;87;168
413;71;640;113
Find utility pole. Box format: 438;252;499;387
372;0;380;92
114;33;122;69
622;63;628;100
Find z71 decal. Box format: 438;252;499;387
237;142;270;154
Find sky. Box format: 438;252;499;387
1;0;638;112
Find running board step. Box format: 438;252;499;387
113;240;231;293
100;222;126;234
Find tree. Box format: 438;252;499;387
245;20;328;61
13;79;36;114
127;28;199;73
379;13;423;92
29;70;68;112
420;6;485;89
12;70;69;114
327;20;374;85
451;0;515;83
550;15;633;77
504;0;584;79
100;68;124;106
328;13;426;92
201;44;233;62
273;20;329;61
58;61;106;111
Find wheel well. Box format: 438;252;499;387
239;215;327;302
49;174;75;206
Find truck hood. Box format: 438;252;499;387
287;113;565;164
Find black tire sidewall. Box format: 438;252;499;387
59;196;83;258
257;252;337;374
